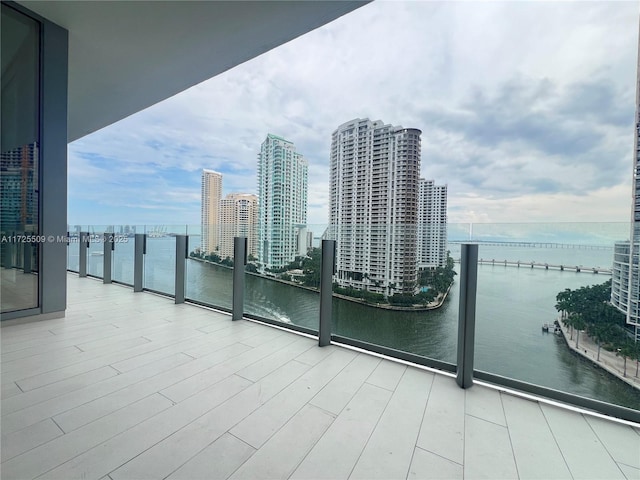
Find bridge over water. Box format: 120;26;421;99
453;258;612;275
448;240;613;250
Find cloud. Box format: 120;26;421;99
68;1;638;227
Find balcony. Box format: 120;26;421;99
3;222;640;479
1;273;639;479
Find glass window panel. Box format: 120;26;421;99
1;4;40;313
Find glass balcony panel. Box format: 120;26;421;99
112;226;137;285
243;224;320;333
87;226;109;278
472;222;640;412
330;222;458;366
185;228;233;311
142;225;185;296
67;230;80;272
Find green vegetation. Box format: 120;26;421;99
555;280;640;377
190;248;457;309
190;250;263;272
333;284;386;304
419;253;456;293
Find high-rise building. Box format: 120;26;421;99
201;169;222;255
219;193;258;260
418;179;448;269
257;134;308;270
611;46;640;330
0;143;38;232
329;118;421;297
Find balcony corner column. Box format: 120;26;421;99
175;235;187;304
319;239;336;347
456;243;478;388
232;237;247;321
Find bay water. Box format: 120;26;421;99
77;235;640;410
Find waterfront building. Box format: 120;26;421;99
219;193;258;260
201;169;222;255
418;179;448;269
611;44;640;330
257;134;308;270
329;118;421;297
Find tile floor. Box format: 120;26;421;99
1;274;639;480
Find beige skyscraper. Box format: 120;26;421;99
201;169;222;255
219;193;258;260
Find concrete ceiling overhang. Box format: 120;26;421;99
16;0;369;142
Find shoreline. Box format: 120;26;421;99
189;256;450;311
556;320;640;392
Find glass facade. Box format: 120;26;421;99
1;4;40;313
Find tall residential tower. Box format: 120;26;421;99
219;193;258;260
201;169;222;255
257;134;308;269
329;118;421;297
611;40;640;330
418;179;448;269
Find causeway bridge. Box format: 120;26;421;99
448;240;613;250
453;258;612;275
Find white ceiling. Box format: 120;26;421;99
17;1;367;142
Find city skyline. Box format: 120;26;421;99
67;2;638;229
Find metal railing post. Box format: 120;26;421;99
23;242;32;274
232;236;247;320
319;239;336;347
134;233;145;292
175;235;187;304
2;235;14;268
457;243;479;388
103;233;113;283
79;231;89;277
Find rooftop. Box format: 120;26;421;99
1;274;639;479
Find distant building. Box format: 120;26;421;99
257;134;308;269
329;118;421;297
418;179;448;269
611;47;640;330
219;193;258;260
201;169;222;255
0;143;38;232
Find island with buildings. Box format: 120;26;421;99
193;119;452;309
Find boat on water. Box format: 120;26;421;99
542;321;562;334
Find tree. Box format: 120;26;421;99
617;341;636;377
220;256;233;267
245;263;258;273
568;313;586;349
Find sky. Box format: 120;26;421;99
68;1;639;230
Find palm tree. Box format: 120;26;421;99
555;288;572;320
616;341;636;377
567;313;586;349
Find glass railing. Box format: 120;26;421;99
240;225;321;334
112;228;137;286
86;227;108;278
67;231;79;272
64;222;640;422
185;229;233;311
467;223;640;414
142;225;186;296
